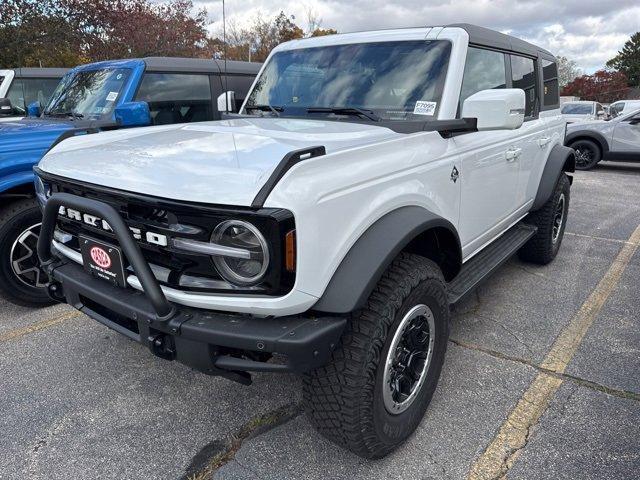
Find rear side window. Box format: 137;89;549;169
135;73;213;125
510;55;538;118
6;77;60;115
459;47;507;114
542;59;559;108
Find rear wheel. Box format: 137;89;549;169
0;199;54;308
571;139;601;170
303;254;449;458
519;173;570;265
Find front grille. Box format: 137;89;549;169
45;175;295;296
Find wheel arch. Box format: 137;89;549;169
565;131;609;156
312;206;462;314
531;144;575;211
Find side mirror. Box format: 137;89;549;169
27;101;41;117
597;110;605;118
0;98;12;116
217;91;236;113
462;89;525;131
114;101;151;127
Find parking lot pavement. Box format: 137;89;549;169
1;162;639;480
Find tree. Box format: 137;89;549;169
0;0;210;68
606;32;640;87
561;70;630;103
0;0;87;67
208;10;336;62
556;56;581;87
64;0;209;60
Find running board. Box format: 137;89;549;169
448;223;537;305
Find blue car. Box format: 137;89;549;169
0;57;261;307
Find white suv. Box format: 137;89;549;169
35;24;574;458
608;99;640;119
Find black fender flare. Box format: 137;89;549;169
564;130;610;155
531;144;575;211
312;206;461;314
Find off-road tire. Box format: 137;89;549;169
519;173;570;265
0;198;54;308
303;253;449;459
571;139;601;170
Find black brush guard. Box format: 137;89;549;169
38;193;346;384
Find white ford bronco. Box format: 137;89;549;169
35;24;574;458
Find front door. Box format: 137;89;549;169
454;130;521;258
454;46;521;259
611;113;640;153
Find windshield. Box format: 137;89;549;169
44;68;131;120
561;104;593;115
244;40;451;121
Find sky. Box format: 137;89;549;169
194;0;640;73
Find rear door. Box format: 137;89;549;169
509;54;550;210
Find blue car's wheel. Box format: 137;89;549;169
0;199;55;308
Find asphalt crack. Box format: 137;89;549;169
450;338;640;402
183;402;303;480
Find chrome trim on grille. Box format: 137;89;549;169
171;237;252;259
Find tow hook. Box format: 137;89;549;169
47;281;65;303
149;334;176;360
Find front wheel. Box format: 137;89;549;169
571;139;601;170
303;254;449;458
0;199;55;308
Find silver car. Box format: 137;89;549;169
560;101;605;123
565;108;640;169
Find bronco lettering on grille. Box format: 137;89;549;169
58;206;168;247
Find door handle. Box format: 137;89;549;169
506;148;522;161
538;137;551;147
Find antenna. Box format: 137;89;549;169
222;0;229;112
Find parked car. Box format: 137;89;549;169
0;67;68;121
565;108;640;169
34;24;573;458
608;99;640;119
0;57;260;307
560;100;605;123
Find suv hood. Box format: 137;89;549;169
0;118;73;158
39;117;400;206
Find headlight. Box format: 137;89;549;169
212;220;270;285
34;175;50;207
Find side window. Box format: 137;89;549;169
6;78;60;115
459;47;507;115
135;73;213;125
611;102;624;117
511;55;538;118
541;59;559;108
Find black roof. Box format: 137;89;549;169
143;57;262;75
448;24;555;59
13;67;69;78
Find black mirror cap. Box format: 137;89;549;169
0;97;12;116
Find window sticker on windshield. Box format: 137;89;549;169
106;91;118;102
413;101;437;116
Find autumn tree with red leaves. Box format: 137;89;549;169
561;70;630;103
0;0;209;67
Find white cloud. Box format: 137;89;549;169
193;0;640;72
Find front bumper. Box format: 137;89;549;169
38;193;346;384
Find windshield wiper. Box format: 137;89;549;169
306;106;380;122
245;104;283;117
45;111;84;119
